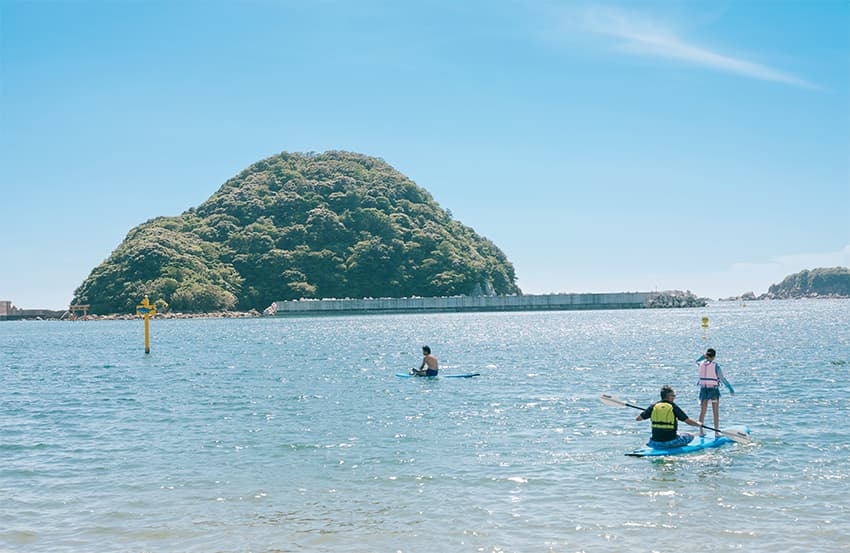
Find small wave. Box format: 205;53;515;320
282;443;322;451
0;442;52;451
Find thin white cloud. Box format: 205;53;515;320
577;7;820;90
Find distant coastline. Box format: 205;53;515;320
720;291;850;301
1;291;707;320
7;268;849;320
719;267;850;301
0;307;262;321
4;295;849;321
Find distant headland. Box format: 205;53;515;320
720;267;850;301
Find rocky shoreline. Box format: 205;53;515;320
74;309;264;321
1;310;264;321
719;291;850;301
645;290;708;308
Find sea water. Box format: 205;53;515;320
1;299;848;553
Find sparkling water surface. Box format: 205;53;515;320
2;299;848;552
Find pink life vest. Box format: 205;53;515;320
699;360;719;388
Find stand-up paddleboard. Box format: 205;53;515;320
598;394;753;455
626;425;750;457
396;372;481;379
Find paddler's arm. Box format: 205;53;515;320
636;406;653;421
684;417;703;428
411;357;426;375
695;355;705;385
716;365;735;395
675;404;702;428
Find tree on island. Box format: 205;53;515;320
72;151;520;314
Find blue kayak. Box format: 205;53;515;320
626;425;750;457
395;373;480;379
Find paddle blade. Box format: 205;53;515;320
599;393;627;408
701;422;753;444
720;428;752;444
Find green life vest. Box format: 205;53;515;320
650;402;676;431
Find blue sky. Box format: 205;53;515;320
1;0;848;309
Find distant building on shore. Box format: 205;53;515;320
0;300;66;320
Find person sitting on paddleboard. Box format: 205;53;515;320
696;348;734;438
636;385;703;448
412;345;439;377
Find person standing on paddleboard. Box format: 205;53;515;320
411;345;439;377
696;348;735;437
636;385;703;448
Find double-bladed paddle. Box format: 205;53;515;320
598;393;752;444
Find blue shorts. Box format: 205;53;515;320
700;387;721;401
647;434;694;449
424;369;438;377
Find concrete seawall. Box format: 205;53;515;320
272;292;653;316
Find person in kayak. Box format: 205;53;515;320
636;385;703;448
696;348;735;437
411;345;439;377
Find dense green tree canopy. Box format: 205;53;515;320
765;267;850;298
73;151;521;313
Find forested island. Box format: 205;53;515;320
72;151;520;314
729;267;850;300
760;267;850;299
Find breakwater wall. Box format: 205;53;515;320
271;292;653;316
